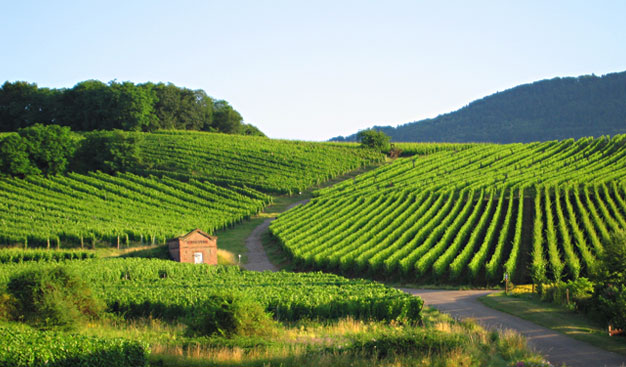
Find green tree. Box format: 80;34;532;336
0;134;40;176
17;124;79;175
147;83;214;131
241;123;266;137
0;81;60;131
60;80;113;130
591;230;626;329
7;266;103;330
356;129;391;152
72;130;144;173
109;81;157;131
212;100;243;134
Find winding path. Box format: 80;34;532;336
242;204;625;367
243;199;308;272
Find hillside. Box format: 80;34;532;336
271;135;626;284
332;71;626;143
0;130;383;246
127;131;383;193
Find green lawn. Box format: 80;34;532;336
480;292;626;357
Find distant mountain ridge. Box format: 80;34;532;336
331;71;626;143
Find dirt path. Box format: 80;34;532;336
402;289;626;367
243;200;309;272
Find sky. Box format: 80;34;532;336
1;1;625;141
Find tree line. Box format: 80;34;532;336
0;80;264;136
0;124;140;177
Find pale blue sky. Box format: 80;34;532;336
2;1;625;140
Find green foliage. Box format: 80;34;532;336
356;129;391;152
0;134;40;176
0;249;96;263
185;293;276;337
0;171;269;246
0;293;16;321
18;124;80;175
348;329;467;358
0;79;261;136
591;230;626;329
540;278;594;312
212;100;243;134
273;135;626;284
127;130;383;193
7;266;103;330
0;124;79;176
0;322;148;367
72;130;144;173
0;259;424;324
593;230;626;284
241;123;266;137
0;81;60;130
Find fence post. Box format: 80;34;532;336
504;273;509;295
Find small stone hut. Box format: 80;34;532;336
167;229;218;265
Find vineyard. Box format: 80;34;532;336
271;135;626;284
0;171;270;247
131;130;384;193
0;258;423;323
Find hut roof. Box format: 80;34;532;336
168;228;217;242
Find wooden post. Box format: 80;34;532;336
532;283;535;294
47;238;50;249
504;273;509;295
566;288;570;305
117;236;120;250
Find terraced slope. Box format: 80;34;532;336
0;172;270;246
134;131;384;193
271;135;626;284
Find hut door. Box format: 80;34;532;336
193;252;203;264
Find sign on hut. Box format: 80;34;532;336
168;229;217;265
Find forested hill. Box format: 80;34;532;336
0;80;264;136
332;71;626;143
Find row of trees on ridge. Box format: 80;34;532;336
0;80;264;136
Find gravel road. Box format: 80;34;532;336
402;289;626;367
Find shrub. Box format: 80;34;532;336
591;230;626;329
0;293;16;321
185;292;276;337
540;278;594;312
7;266;104;330
356;129;391;152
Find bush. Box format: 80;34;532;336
185;293;276;338
0;293;16;321
540;278;594;312
7;266;104;330
356;129;391;152
591;230;626;329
